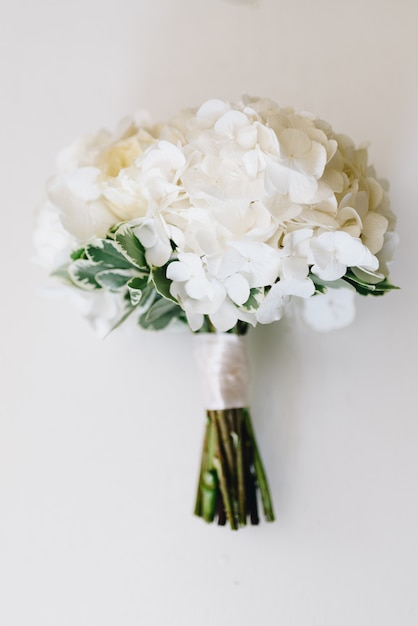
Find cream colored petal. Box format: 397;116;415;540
362;212;389;253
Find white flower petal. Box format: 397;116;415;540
302;288;356;332
280;128;311;154
185;277;209;300
280;256;310;282
214;110;249;138
224;274;250;305
166;261;191;282
256;282;288;324
61;198;116;240
66;167;101;201
310;231;378;280
209;301;240;332
362;212;389;254
297;141;327;178
47;168;116;240
196;99;230;125
145;240;172;267
33;202;78;270
186;310;204;332
283;277;315;298
376;231;399;275
311;258;347;281
236;125;258;150
134;222;157;248
265;162;318;203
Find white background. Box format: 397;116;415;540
1;1;418;624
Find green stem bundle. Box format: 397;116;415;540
194;407;275;529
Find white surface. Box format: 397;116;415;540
1;1;417;624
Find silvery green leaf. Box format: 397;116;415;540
85;239;135;270
96;269;137;292
127;275;149;306
310;275;346;289
115;224;148;270
151;265;178;303
138;281;156;309
342;271;399;296
68;259;101;290
105;283;156;335
139;297;182;330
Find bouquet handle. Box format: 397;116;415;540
193;331;275;529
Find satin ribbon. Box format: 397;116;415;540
193;333;249;410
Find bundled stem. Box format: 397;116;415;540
194;407;275;529
193;321;275;529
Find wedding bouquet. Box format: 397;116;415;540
34;96;397;529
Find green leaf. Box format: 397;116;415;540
68;239;141;291
313;283;328;295
375;279;399;292
127;275;149;306
70;247;87;261
151;265;178;303
309;274;348;290
85;239;135;270
96;269;137;292
102;281;159;337
68;259;101;290
240;287;264;311
115;224;148;270
137;280;156;309
309;275;329;294
106;303;137;336
342;271;400;296
139;296;182;330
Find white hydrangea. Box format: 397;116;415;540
35;96;397;333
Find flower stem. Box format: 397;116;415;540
243;408;275;522
194;407;274;529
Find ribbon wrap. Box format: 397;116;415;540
193;333;249;410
